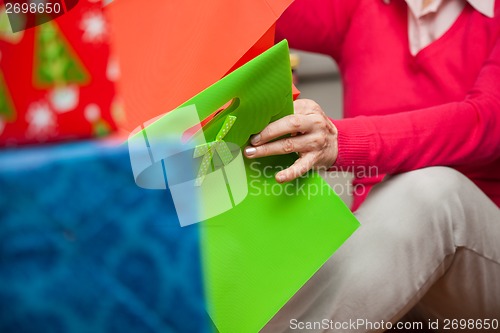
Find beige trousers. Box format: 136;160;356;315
263;167;500;332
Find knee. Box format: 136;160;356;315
355;167;467;265
367;167;468;261
373;167;468;243
394;167;467;209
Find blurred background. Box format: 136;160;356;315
291;50;342;119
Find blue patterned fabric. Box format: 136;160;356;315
0;140;211;333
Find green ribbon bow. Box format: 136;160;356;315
193;115;237;186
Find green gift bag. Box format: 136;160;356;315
129;40;360;333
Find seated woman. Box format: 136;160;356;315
244;0;500;331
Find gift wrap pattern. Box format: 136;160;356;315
0;1;119;146
0;140;211;333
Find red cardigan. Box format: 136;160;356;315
276;0;500;210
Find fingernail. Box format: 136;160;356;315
276;173;285;183
251;134;261;145
245;147;256;157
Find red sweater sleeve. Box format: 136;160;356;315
333;36;500;174
275;0;359;60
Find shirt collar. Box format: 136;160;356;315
468;0;495;18
383;0;495;18
405;0;442;17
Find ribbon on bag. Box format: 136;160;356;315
193;115;237;186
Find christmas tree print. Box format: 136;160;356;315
0;6;24;44
93;119;112;137
84;103;111;137
0;71;15;121
33;20;90;113
34;20;90;88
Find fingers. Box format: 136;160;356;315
250;100;325;146
250;114;312;146
244;135;306;158
275;154;315;183
293;99;323;116
243;99;337;184
245;132;328;158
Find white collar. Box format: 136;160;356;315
467;0;495;17
383;0;495;18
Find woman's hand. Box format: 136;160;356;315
244;99;338;183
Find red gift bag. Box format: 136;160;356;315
0;1;119;147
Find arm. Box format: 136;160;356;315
275;0;360;59
333;35;500;175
